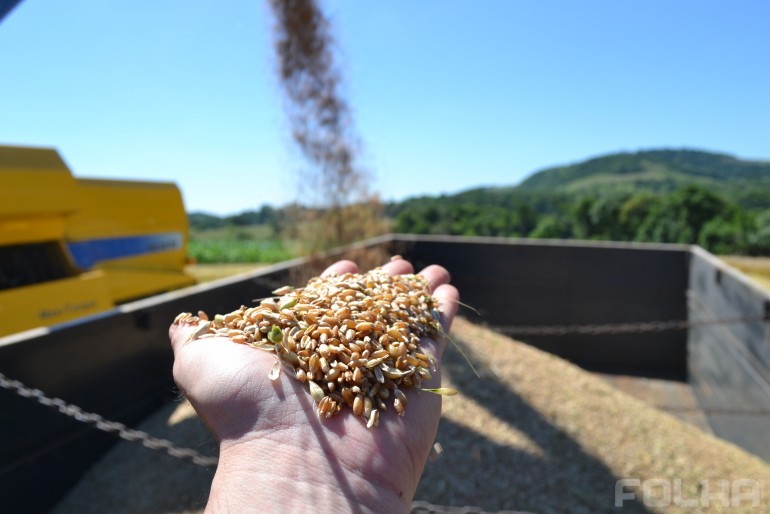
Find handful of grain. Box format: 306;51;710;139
173;266;444;428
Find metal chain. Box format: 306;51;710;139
255;273;769;337
0;371;570;513
490;313;768;337
0;372;218;468
1;313;766;469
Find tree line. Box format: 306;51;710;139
189;184;770;256
391;184;770;255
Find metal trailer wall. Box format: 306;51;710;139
687;247;770;460
391;235;691;377
0;258;302;514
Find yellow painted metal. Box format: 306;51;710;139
0;146;78;244
0;144;195;335
66;176;195;300
0;215;67;246
0;271;113;337
67;177;188;242
97;268;197;304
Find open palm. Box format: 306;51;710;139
169;259;459;513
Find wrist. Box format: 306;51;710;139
207;436;412;513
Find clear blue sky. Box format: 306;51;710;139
2;1;768;216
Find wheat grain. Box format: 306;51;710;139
174;266;444;427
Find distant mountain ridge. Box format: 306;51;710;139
515;149;770;207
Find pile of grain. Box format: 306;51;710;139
174;267;442;426
416;318;770;513
54;319;770;513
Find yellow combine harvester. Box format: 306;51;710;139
0;144;195;336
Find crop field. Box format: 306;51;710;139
189;224;273;241
187;223;293;264
187;239;292;264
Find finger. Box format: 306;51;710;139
169;321;206;356
321;259;359;277
380;258;414;276
418;264;451;294
169;322;211;395
418;265;459;360
432;283;460;333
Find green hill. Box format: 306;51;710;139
517;149;770;209
189;148;770;258
388;148;770;255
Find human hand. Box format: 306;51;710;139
169;258;459;513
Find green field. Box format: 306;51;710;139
188;239;292;264
188;223;293;264
190;224;273;241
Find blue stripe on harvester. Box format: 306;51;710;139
66;232;183;269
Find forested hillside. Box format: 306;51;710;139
517;149;770;210
190;149;770;258
391;184;770;255
390;150;770;255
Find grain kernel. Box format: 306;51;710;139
178;266;445;428
353;395;364;416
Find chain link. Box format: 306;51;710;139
0;372;218;468
1;313;767;470
490;313;768;337
0;373;535;512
